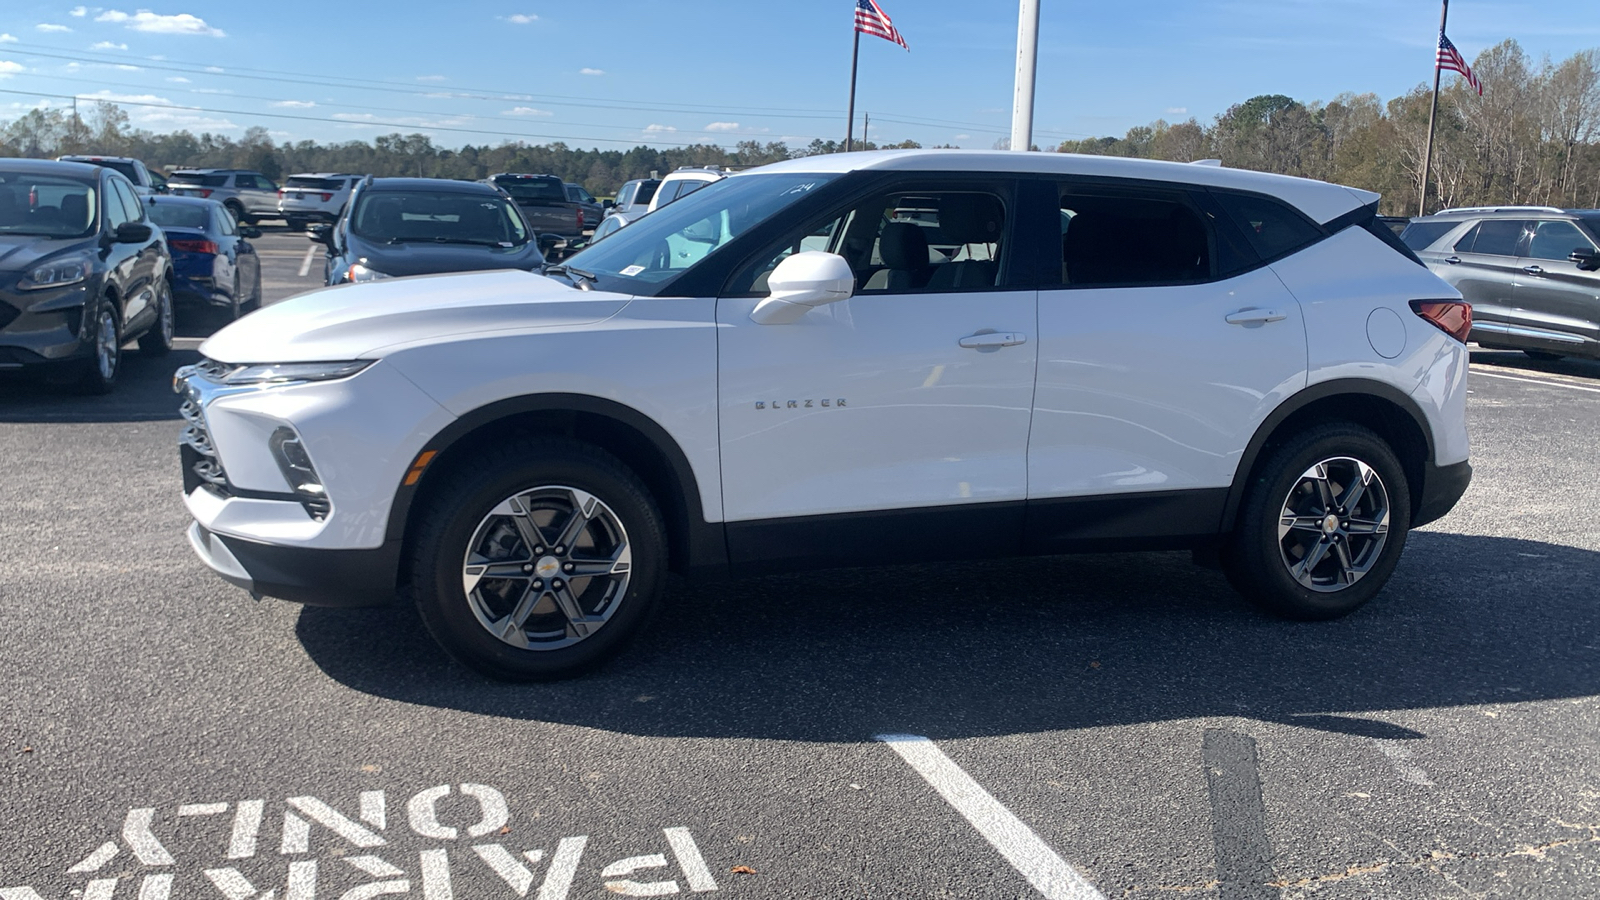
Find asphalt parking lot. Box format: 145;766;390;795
1;229;1598;899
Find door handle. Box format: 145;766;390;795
1224;308;1287;326
1523;265;1545;276
1444;256;1461;265
959;332;1027;349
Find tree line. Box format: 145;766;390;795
2;38;1595;211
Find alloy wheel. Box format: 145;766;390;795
1276;457;1391;592
461;485;633;651
95;307;119;380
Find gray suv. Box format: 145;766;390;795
1404;206;1600;360
168;169;281;225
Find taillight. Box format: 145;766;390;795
1410;300;1472;343
170;238;220;254
198;189;213;198
278;188;286;196
577;208;585;228
320;192;332;202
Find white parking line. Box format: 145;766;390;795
876;734;1106;900
1470;368;1600;394
297;244;316;278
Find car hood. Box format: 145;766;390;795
354;239;543;278
200;269;632;363
0;234;94;273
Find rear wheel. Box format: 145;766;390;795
408;437;667;680
1523;350;1565;361
224;200;250;226
1224;424;1411;620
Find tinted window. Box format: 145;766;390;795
65;158;141;183
1460;219;1526;256
491;176;566;203
170;172;229;188
144;199;209;229
1527;220;1595;261
350;190;529;245
1400;220;1456;251
0;173;98;238
286;176;343;191
634;180;660;205
1213;192;1322;260
104;178;134;230
1059;190;1210;287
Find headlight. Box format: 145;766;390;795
19;257;90;290
347;263;390;283
218;360;372;385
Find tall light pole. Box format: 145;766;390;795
1010;0;1040;152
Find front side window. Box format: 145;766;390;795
1457;219;1527;256
350;190;530;246
615;183;635;209
110;177;143;223
0;174;98;238
1059;189;1210;287
1526;220;1595;261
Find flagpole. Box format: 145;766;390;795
1419;0;1449;216
846;28;861;151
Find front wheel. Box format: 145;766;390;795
408;438;667;680
74;296;120;394
1223;424;1411;620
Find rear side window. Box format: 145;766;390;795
171;172;229;188
1401;220;1456;251
1456;219;1526;256
1212;192;1322;260
1059;189;1211;287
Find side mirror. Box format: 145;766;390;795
307;224;333;246
538;233;565;258
114;222;153;244
1569;248;1600;271
750;252;855;325
602;199;615;209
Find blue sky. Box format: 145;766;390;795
0;1;1597;151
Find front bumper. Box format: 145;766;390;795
1414;459;1472;528
189;521;400;606
0;281;95;370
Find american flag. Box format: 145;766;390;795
855;0;908;50
1437;33;1482;96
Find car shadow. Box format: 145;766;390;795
296;530;1600;743
0;345;200;422
1471;347;1600;379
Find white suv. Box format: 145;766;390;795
176;150;1472;680
645;166;735;213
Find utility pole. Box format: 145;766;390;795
863;113;870;147
1010;0;1040;152
1420;0;1448;216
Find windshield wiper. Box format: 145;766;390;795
385;236;516;247
544;264;597;290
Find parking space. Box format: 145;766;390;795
2;244;1599;896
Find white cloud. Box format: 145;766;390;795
193;87;230;94
705;122;741;132
1165;106;1188;115
579;68;604;76
64;61;81;70
0;61;25;78
69;5;88;16
37;23;73;32
643;124;677;134
0;34;17;43
96;10;225;37
165;75;188;82
505;14;537;24
271;99;315;108
955;134;970;140
92;41;129;50
204;65;222;73
503;106;551;116
115;63;139;70
416;74;447;82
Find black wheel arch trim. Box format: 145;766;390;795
387;392;728;577
1221;378;1439;532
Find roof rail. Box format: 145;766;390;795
1433;205;1567;215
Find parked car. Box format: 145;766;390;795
168;169;281;226
483;173;583;239
309;177;545;285
605;177;660;224
564;182;603;233
144;194;262;320
56;155;167;195
1403;206;1600;360
177;149;1471;680
645;166;734;213
278;173;360;232
588;213;628;244
0;158;173;393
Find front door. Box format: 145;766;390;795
716;179;1037;565
1514;219;1600;349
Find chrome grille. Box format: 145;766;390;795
179;396;231;496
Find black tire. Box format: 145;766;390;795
74;295;120;395
408;437;667;681
138;278;174;356
228;270;243;321
286;216;307;232
1223;423;1411;621
244;265;262;312
224;200;248;225
1523;350;1565;361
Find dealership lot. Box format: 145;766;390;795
0;230;1598;898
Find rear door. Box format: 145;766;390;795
1442;218;1528;330
1514;218;1600;349
238;173;279;216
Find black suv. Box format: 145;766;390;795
1403;206;1600;360
310;177;545;285
0;158;174;393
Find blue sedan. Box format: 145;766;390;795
143;194;262;319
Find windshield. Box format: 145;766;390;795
0;174;98;238
566;173;836;286
1580;215;1600;244
492;176;566;203
145;201;210;230
350;190;530;245
66;158;140;182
